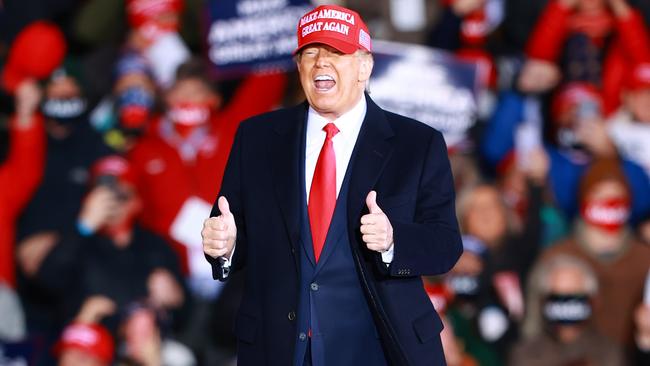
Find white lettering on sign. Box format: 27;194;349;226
207;5;311;65
237;0;288;16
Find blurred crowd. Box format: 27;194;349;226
0;0;650;365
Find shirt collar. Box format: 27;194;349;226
307;94;367;138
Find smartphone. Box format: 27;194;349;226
95;175;129;202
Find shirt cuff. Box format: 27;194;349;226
219;243;237;279
76;220;95;237
381;244;394;264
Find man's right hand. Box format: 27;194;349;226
78;186;120;233
202;196;237;259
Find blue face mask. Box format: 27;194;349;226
543;294;592;325
42;97;87;124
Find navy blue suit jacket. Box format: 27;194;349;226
208;95;463;365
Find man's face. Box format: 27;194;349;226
59;348;106;366
548;265;588;295
46;76;81;100
578;0;606;14
464;186;508;246
297;44;372;120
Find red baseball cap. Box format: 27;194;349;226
295;5;372;55
126;0;184;28
551;82;602;120
54;322;115;364
625;62;650;91
1;21;66;93
91;155;137;187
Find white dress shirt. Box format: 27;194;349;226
305;94;394;263
222;95;393;275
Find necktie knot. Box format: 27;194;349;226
323;123;339;140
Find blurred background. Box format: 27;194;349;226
1;0;650;365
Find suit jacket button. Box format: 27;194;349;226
288;311;296;321
310;282;319;291
299;332;307;341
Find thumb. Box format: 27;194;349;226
218;196;231;216
366;191;382;214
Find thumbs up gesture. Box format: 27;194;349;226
202;196;237;259
360;191;394;253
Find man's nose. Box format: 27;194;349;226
315;52;331;68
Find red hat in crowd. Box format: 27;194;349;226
90;155;137;187
624;62;650;91
54;322;115;363
551;82;603;121
1;21;66;93
295;5;372;55
126;0;184;28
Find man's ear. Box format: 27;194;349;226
358;54;374;83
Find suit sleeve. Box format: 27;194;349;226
205;123;248;281
386;130;463;277
0;114;46;216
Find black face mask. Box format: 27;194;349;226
543;294;592;325
447;275;480;297
42;97;87;124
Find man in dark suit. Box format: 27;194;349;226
202;4;462;365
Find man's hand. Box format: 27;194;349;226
360;191;394;253
16;231;59;277
521;147;550;185
78;186;120;233
14;79;42;128
608;0;631;18
574;118;617;157
202;196;237;259
75;295;116;324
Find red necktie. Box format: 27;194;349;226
308;122;339;263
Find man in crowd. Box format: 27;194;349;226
202;4;462;365
511;254;624;365
538;158;650;350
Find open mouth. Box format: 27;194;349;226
314;74;336;91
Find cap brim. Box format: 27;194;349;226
293;37;360;56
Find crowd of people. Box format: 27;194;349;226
0;0;649;365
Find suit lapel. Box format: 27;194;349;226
270;103;308;270
346;95;395;233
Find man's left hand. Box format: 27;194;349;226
360;191;394;253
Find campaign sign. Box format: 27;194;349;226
206;0;313;78
370;41;482;148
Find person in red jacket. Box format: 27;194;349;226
526;0;650;114
128;59;287;296
128;58;285;363
0;79;46;288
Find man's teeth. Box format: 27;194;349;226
314;75;334;82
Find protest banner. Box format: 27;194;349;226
205;0;312;78
370;41;482;148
